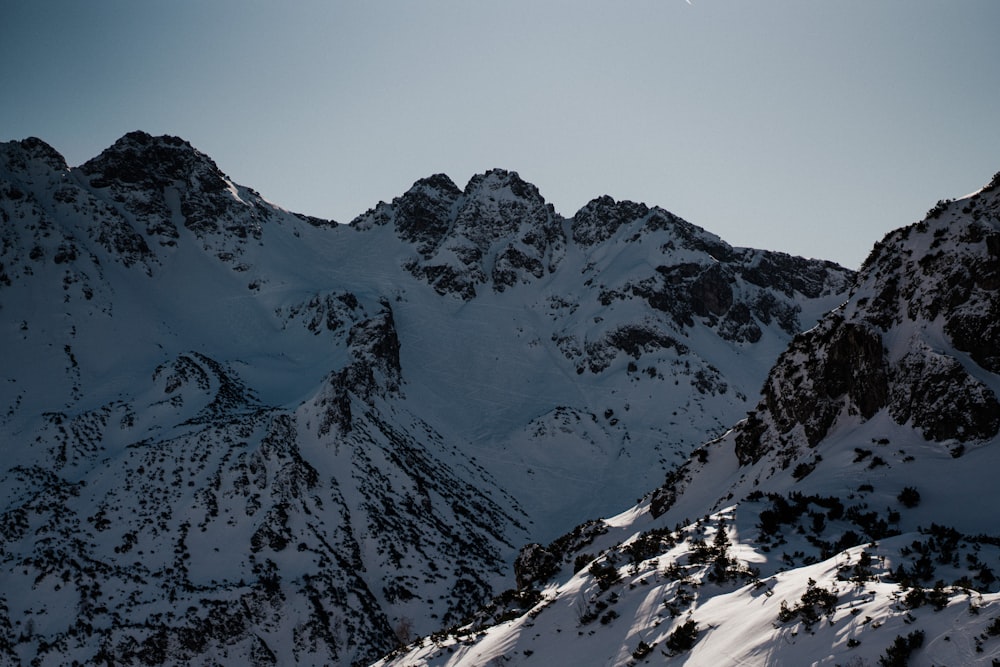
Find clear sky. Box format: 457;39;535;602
3;1;999;269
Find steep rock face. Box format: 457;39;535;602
902;176;1000;374
569;197;851;361
889;344;1000;442
734;176;1000;467
352;169;564;298
733;317;891;465
79;131;331;269
386;174;463;256
313;299;403;436
80;131;262;242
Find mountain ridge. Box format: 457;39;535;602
380;168;1000;667
0;132;855;665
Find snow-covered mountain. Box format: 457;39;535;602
381;173;1000;666
0;132;853;665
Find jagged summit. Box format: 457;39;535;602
354;167;854;311
569;194;737;262
353;173;462;254
352;166;564;298
415;172;462;193
464;167;542;201
77;131;282;247
571;195;656;245
0;131;339;292
81;131;227;191
854;172;1000;370
1;136;69;172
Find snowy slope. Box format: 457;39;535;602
349;173;851;536
0;133;851;665
379;172;1000;667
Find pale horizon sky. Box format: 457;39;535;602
3;1;999;269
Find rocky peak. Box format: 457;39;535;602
570;195;650;245
582;200;854;345
734;174;1000;468
0;136;159;283
1;137;69;174
452;168;558;251
80;131;227;192
570;195;740;264
463;168;540;203
358;169;565;299
76;132;273;252
389;174;462;256
416;172;463;194
853;173;1000;370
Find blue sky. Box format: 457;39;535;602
3;1;999;269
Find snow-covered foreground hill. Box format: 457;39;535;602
0;133;851;665
379;173;1000;666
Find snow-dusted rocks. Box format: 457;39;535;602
734;176;1000;468
81;131;264;246
353;168;564;298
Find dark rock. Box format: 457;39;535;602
15;137;69;171
689;263;733;318
391;174;462;257
387;169;564;298
741;251;847;299
80;132;270;246
317;300;402;435
571;196;649;246
821;323;888;419
890;350;1000;441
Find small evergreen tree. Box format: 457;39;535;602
897;487;921;509
665;620;699;654
879;630;924;667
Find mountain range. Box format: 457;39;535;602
378;172;1000;666
1;131;994;666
